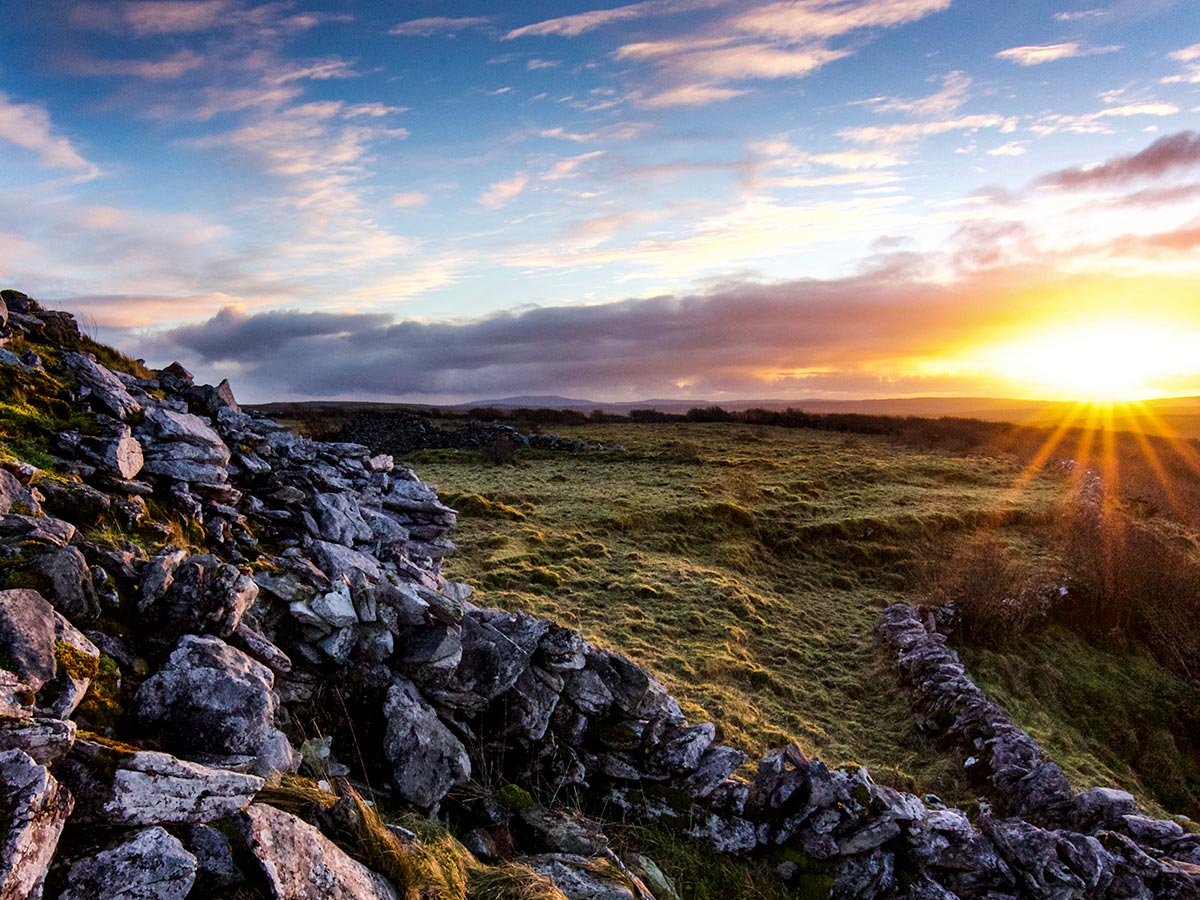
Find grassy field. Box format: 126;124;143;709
399;422;1066;798
394;420;1200;817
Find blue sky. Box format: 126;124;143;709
2;1;1199;402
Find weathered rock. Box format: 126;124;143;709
63;351;142;419
0;717;76;763
0;589;57;691
0;513;73;547
142;554;258;638
518;806;608;856
236;803;398;900
682;745;748;799
311;540;383;581
136;634;298;776
102;431;145;480
139;407;229;461
61;738;263;825
0;671;35;720
57;826;197;900
0;749;73;900
383;678;470;809
25;546;99;622
178;824;244;894
36;612;99;719
311;492;374;545
0;470;42;516
524;854;637;900
430;610;550;712
1074;787;1137;831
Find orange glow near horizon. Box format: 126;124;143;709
983;320;1200;403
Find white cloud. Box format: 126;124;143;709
390;192;429;208
840;114;1018;145
390;16;492;36
1054;8;1107;21
988;141;1027;157
479;173;530;208
527;59;561;70
543;151;607;181
640;84;749;107
995;42;1121;66
0;92;98;175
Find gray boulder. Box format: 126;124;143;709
62;351;142;420
0;717;76;764
524;854;637;900
383;679;470;809
25;546;99;622
36;612;99;719
61;738;263;825
236;803;398;900
0;470;41;516
140;554;258;638
57;826;197;900
0;589;57;691
136;635;298;776
429;610;550;712
0;749;73;900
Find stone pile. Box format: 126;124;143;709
0;288;1198;899
336;409;610;456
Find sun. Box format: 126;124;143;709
982;320;1199;403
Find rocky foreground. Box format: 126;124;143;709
0;288;1199;899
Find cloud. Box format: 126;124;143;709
59;49;205;79
640;84;750;107
839;114;1017;145
1054;8;1107;20
147;261;1192;403
995;42;1121;65
1172;43;1200;63
70;0;232;35
537;122;653;143
390;192;429;208
389;16;492;37
988;141;1027;157
858;70;971;116
0;91;98;175
506;0;715;39
513;0;952;107
527;59;561;70
1030;102;1179;136
542;151;606;181
479;173;530;208
1035;130;1200;189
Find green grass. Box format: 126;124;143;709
406;422;1067;798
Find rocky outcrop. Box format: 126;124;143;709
336;409;611;455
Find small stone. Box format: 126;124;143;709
57;826;197;900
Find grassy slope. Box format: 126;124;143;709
405;422;1065;798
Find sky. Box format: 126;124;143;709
1;0;1199;404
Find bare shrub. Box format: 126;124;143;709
927;537;1047;647
480;435;517;466
1056;505;1200;676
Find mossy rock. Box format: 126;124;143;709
495;783;535;812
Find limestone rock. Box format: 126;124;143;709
25;546;99;623
0;589;57;691
178;824;243;894
36;612;99;719
61;738;263;825
0;470;42;516
142;554;258;638
0;717;76;764
524;854;637;900
236;803;398;900
136;634;298;776
63;351;142;420
383;678;470;809
0;672;35;720
0;749;73;900
57;826;197;900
